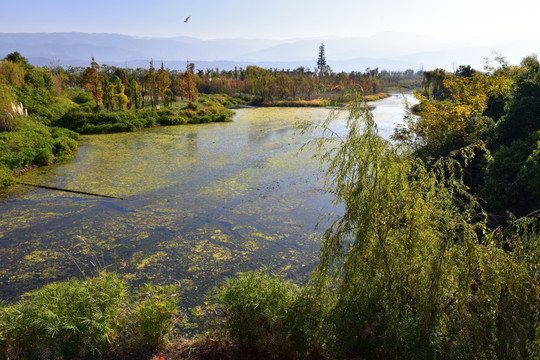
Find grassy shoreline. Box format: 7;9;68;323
258;92;390;107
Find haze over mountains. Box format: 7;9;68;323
1;32;538;72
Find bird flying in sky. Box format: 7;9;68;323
184;16;190;23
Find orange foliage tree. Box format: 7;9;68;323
82;57;103;112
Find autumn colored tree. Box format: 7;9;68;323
291;74;304;99
82;57;103;112
156;61;171;106
303;75;316;100
181;63;198;103
396;68;511;159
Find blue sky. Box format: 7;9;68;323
1;0;539;41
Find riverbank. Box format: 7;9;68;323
257;92;390;107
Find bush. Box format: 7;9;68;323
211;270;321;359
70;90;94;105
157;115;187;126
157;108;177;117
0;275;186;360
0;120;54;169
0;164;14;187
128;283;180;351
0;120;79;188
0;273;126;359
55;109;157;134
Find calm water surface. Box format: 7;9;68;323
0;94;412;306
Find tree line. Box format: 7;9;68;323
47;57;423;109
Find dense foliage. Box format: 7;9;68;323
210;270;324;358
0;273;180;359
394;55;540;222
306;92;539;359
0;120;79;185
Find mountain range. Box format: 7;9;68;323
1;32;538;72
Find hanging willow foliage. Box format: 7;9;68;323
300;88;539;359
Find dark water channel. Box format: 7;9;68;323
0;93;413;307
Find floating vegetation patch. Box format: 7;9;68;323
0;101;421;310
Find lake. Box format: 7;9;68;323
0;93;413;306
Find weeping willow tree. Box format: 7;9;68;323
302;89;540;359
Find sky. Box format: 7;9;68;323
1;0;539;41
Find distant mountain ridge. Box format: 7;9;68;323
1;32;538;72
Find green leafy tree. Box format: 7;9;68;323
247;66;272;103
113;76;128;110
494;57;540;147
102;78;115;111
421;68;448;100
0;59;25;87
482;57;540;218
317;43;326;75
275;72;292;100
129;79;143;109
0;83;18;132
304;90;539;359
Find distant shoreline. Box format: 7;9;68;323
256;92;390;108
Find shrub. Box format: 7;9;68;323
0;164;14;187
211;270;321;359
128;283;180;351
71;90;94;105
0;120;53;169
55;109;157;134
157;115;186;126
0;273;126;359
157;108;177;117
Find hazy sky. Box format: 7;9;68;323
1;0;538;41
